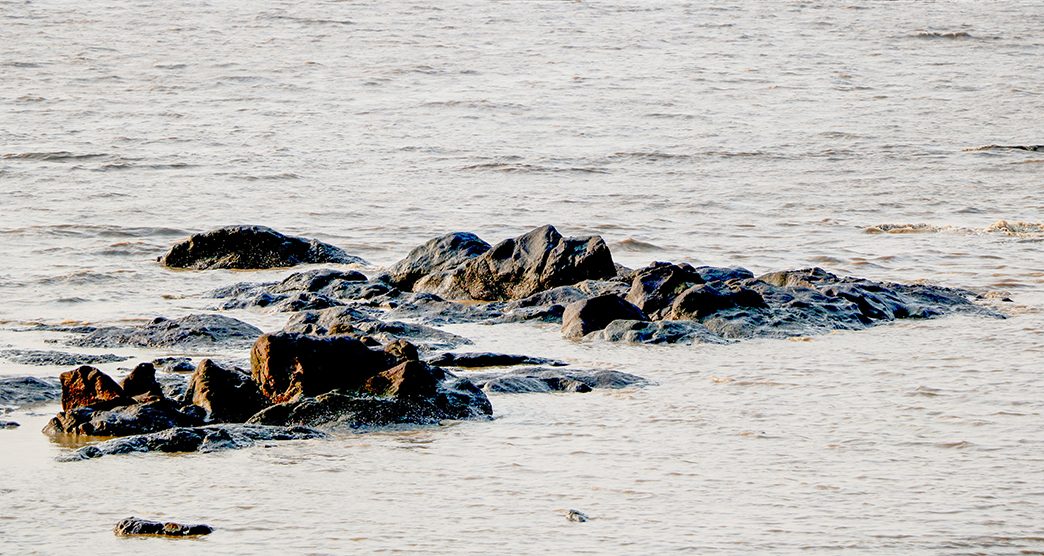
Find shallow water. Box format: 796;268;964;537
1;1;1042;554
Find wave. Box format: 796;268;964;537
0;224;188;238
610;238;664;252
865;220;1044;237
1;151;109;162
460;162;610;174
964;145;1042;152
910;30;976;40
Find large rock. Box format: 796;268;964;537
114;517;213;537
250;332;394;404
183;359;268;423
61;424;325;461
417;225;616;301
66;314;262;348
561;294;648;339
59;366;132;412
625;262;704;318
44;398;204;436
159;225;364;270
388;232;491;290
0;376;61;410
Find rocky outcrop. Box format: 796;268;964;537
467;367;647;394
62;424;325;461
159;225;364;270
561;294;648;339
0;376;61;410
113;517;214;537
66;314;262;348
387;232;491;291
183;359;268;423
412;225;617;301
59;366;132;412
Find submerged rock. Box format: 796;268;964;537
151;357;196;374
160;225;364;270
183;359;268;423
427;352;567;368
415;225;617;301
0;349;129;367
66;314;262;348
113;517;213;537
44;397;204;436
561;294;648;339
466;367;647;394
0;376;61;410
62;424;325;461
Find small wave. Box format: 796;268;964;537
0;224;187;238
259;13;354;26
864;223;945;234
611;238;664;252
964;144;1042;152
910;30;975;40
460;162;609;174
983;220;1044;236
1;151;109;162
864;220;1044;237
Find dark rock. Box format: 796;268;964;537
183;359;268;423
270;268;367;293
666;283;767;321
156;373;190;400
495;304;567;324
151;357;196;374
388;232;491;291
327;277;398;302
61;424;325;461
59;366;132;412
418;225;616;301
590;319;729;345
567;510;589;523
284;307;471;350
384;293;505;325
625;262;704;318
467;367;647;394
756;267;839;289
250;332;395;404
1;421;19;429
427;352;567;368
120;363;163;398
0;349;130;367
694;265;755;283
159;225;364;270
44;397;204;437
0;376;61;410
561;294;648;339
66;314;262;349
384;339;420;363
113;517;213;537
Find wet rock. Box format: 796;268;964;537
151;357;196;374
159;225;364;270
120;363;163;398
0;376;61;410
250;332;395;404
183;359;268;423
589;319;729;345
270;268;367;293
561;294;648;339
495;304;567;324
113;517;214;537
694;265;754;283
0;349;130;367
59;366;132;412
427;352;567;368
665;283;767;321
418;225;616;301
156;373;190;400
327;276;398;302
1;420;19;429
384;293;505;325
567;510;589;523
284;307;471;350
756;267;839;289
384;339;420;363
467;367;647;394
66;314;262;349
625;262;704;318
388;232;491;291
61;424;325;461
44;397;204;437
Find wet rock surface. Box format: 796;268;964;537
160;225;364;270
0;349;129;367
120;363;163;398
45;397;204;436
561;294;648;339
466;367;648;394
63;424;326;461
427;352;567;368
65;314;262;348
59;365;132;412
387;231;491;291
0;376;61;410
113;517;214;537
183;359;268;423
284;307;470;351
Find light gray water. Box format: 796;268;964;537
1;1;1043;554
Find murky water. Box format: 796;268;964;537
1;1;1042;553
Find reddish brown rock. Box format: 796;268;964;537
363;361;440;400
59;366;132;412
120;362;162;398
183;359;269;423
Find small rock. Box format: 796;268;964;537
566;510;589;523
63;424;325;461
159;225;364;270
183;359;269;423
59;366;132;412
114;516;214;537
1;421;19;429
66;314;262;349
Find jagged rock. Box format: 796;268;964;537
388;232;491;290
61;424;325;461
59;366;132;412
113;517;213;537
562;294;648;339
120;363;162;398
416;225;616;301
66;314;262;348
467;367;647;393
665;283;767;321
44;398;204;436
250;332;395;404
159;225;364;270
183;359;268;423
625;262;704;318
0;349;129;367
427;352;567;368
0;376;61;410
589;319;730;345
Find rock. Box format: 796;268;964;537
625;262;704;318
151;357;196;374
466;367;647;393
694;265;754;283
270;268;367;293
384;293;505;325
113;517;213;537
159;225;364;270
250;332;395;404
561;294;648;339
665;283;767;321
427;352;567;368
566;510;589;523
756;267;839;289
59;366;132;412
44;398;204;437
156;373;190;400
388;232;491;290
418;225;617;301
0;376;61;410
120;363;163;398
384;339;420;363
183;359;268;423
0;349;130;367
66;314;262;349
1;421;19;429
589;319;729;345
62;424;326;461
284;307;471;351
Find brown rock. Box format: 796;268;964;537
383;339;420;363
363;361;440;400
120;363;162;398
59;366;132;412
184;359;269;423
